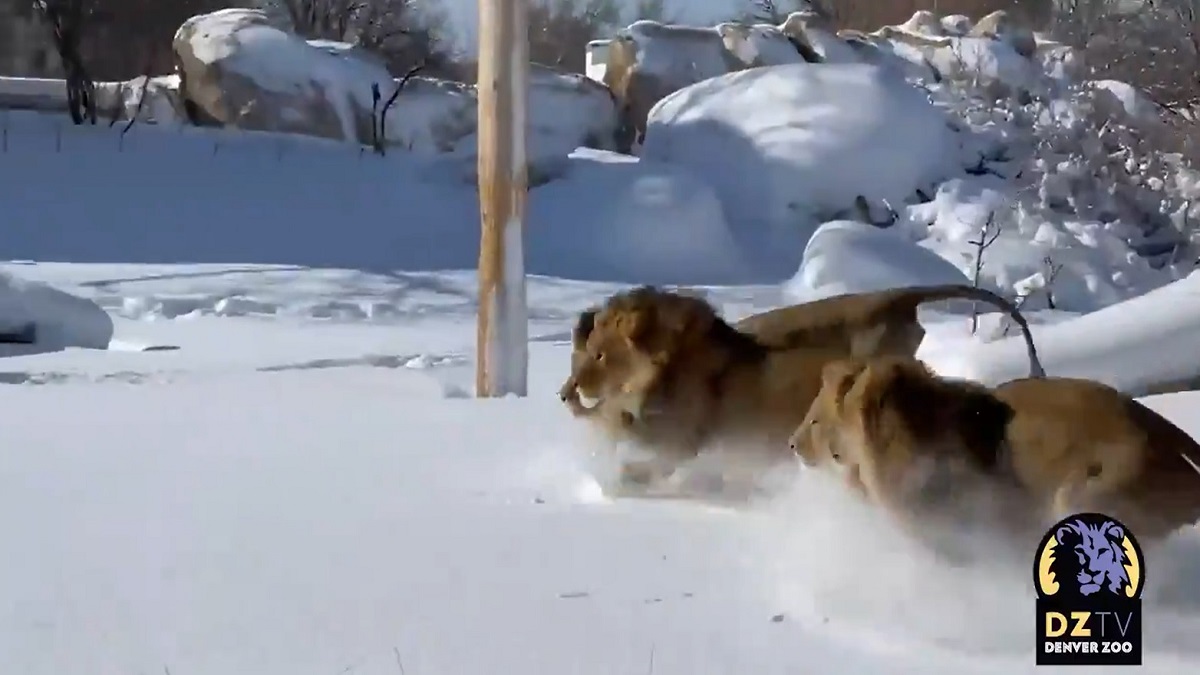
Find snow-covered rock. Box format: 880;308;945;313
779;11;859;63
716;21;811;67
0;271;113;356
870;10;1050;98
529;148;748;284
967;10;1036;59
641;62;957;244
173;8;387;144
786;220;971;302
374;77;477;153
924;37;1043;98
940;14;972;36
96;74;186;125
526;66;621;160
601;19;809;149
173;10;619;171
1089;79;1162;124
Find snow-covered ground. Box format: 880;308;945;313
5;9;1200;670
3;260;1200;675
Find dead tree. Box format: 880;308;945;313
371;60;425;154
1001;256;1063;337
968;211;1003;335
35;0;97;125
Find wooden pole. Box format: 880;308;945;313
475;0;529;397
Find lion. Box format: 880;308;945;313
561;286;863;489
789;355;1200;545
557;285;1043;492
560;282;1046;410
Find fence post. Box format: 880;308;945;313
475;0;530;397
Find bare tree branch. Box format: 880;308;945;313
968;211;1003;335
374;59;425;155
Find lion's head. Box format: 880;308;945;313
557;308;597;402
789;357;868;467
790;356;1013;473
563;286;748;420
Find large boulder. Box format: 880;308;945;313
95;74;187;125
173;11;619;168
526;64;620;156
602;19;811;150
173;8;389;144
377;76;477;153
641;62;958;275
391;63;621;181
867;10;1050;98
968;10;1037;59
785;220;971;302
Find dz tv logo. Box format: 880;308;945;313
1033;513;1144;666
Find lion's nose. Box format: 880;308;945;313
559;391;567;402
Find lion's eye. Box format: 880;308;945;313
595;352;605;362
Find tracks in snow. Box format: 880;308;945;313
0;351;471;387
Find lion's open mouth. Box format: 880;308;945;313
577;393;602;410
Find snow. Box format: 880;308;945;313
624;20;734;85
641;63;958;266
802;26;863;63
3;260;1200;675
786;220;971;301
177;9;615;169
716;22;808;66
1090;79;1163;123
7;13;1200;669
178;8;391;143
925;269;1200;397
924;36;1043;95
0;269;113;355
0;112;746;285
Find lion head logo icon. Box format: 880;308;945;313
1035;513;1143;600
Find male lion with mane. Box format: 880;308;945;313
561;282;1045;404
790;355;1200;546
558;285;1044;494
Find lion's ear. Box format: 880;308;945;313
821;359;866;405
573;309;597;349
617;307;655;348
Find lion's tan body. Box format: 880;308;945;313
561;287;851;486
556;279;1046;425
790;356;1200;544
558;284;1044;489
560;283;1045;407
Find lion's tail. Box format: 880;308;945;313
904;285;1046;379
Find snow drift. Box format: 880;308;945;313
0;270;113;356
641;62;958;277
787;220;971;302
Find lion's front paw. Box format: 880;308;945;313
618;459;673;488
